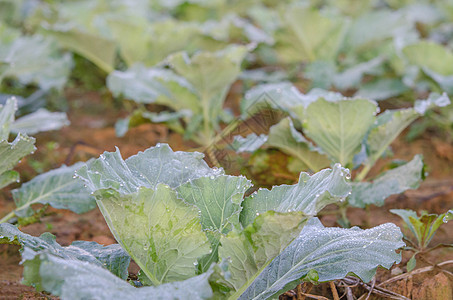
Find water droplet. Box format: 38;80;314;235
210;175;215;179
443;216;449;223
345;172;351;180
256;212;260;216
72;175;77;179
193;262;198;266
156;143;161;148
144;245;149;251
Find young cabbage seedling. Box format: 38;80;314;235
391;209;453;272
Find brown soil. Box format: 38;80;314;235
1;87;453;299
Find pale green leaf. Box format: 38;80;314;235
45;27;115;73
167;45;248;130
220;211;307;291
231;133;268;153
107;65;200;112
0;170;19;189
11;109;70;135
276;6;348;63
76;143;221;194
94;185;210;285
349;155;424;208
355;78;409;101
364;93;450;171
304;97;378;166
176;175;251;233
37;253;213;300
0;133;36;175
240;163;351;227
237;218;404;300
0;34;73;90
267;118;329;172
0;223;130;286
0;97;16;140
403;41;453;76
241;82;308;118
12;162;96;217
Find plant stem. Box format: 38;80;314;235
355;164;372;182
0;211;15;224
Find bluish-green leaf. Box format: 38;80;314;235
12;162;96;217
240;163;351;227
349;155;424;208
237;218;404;300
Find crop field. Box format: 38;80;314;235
1;0;453;299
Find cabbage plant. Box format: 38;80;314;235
108;45;250;151
236;84;450;211
1;144;404;299
0;97;95;224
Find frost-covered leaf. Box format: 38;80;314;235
241;82;308;117
231;133;268;153
176;175;251;273
220;211;307;291
304;97;377;166
0;133;36;175
267;118;329;172
107;65;199;113
240;163;351;227
0;223;130;286
76;143;221;194
355;78;409;101
12;162;96;217
237;218;404;300
0;34;72;90
36;253;213;300
11;109;70;135
333;57;384;90
0;97;16;140
349;155;424;208
176;175;251;233
93;185;210;285
364;93;450;170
